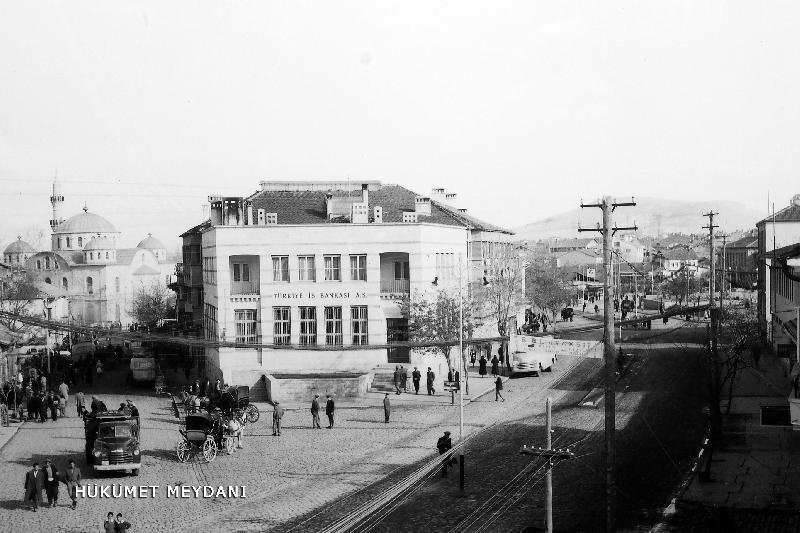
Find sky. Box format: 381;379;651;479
1;1;799;250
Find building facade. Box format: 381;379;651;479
188;181;514;387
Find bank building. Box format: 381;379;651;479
1;176;176;328
175;181;517;396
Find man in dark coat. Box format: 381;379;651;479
64;459;81;509
478;356;488;376
48;392;59;421
325;394;335;428
383;394;391;423
399;366;408;392
76;391;85;417
490;355;500;376
43;458;59;506
38;393;48;423
272;402;284;436
311;394;321;429
411;367;421;394
426;368;436;395
24;462;45;511
436;431;453;477
495;376;505;402
392;366;401;395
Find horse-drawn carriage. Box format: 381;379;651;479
218;385;259;423
176;412;227;463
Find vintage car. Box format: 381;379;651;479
511;349;555;377
84;411;141;475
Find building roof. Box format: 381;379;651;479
246;184;512;234
116;249;141;265
765;242;800;260
3;237;35;254
729;235;758;249
662;247;698;261
55;251;85;265
84;236;115;251
757;197;800;225
132;264;160;276
180;220;211;238
54;208;118;235
136;233;167;250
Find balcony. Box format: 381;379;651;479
231;280;259;295
380;279;410;295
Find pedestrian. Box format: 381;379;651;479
214;378;223;397
38;393;48;423
383;393;391;423
400;365;408;392
40;374;47;394
95;360;103;379
582;301;587;313
58;395;66;418
226;417;243;450
436;431;453;477
27;393;38;422
311;394;321;428
426;368;436;395
49;392;59;421
478;355;487;376
24;462;45;512
470;351;476;367
325;394;335;428
495;376;505;402
63;459;81;509
104;512;116;532
491;355;499;376
272;401;284;436
393;365;401;395
411;367;421;394
43;458;59;507
90;396;100;414
594;304;599;314
58;380;69;415
115;512;131;531
127;400;140;427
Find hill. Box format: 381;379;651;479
512;197;764;241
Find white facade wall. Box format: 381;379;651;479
202;222;473;380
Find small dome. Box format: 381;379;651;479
4;236;35;254
137;233;166;250
84;236;115;251
54;207;118;235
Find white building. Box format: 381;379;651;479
192;181;514;388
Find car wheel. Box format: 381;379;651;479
131;469;139;476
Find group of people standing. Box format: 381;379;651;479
309;394;336;429
23;458;82;511
392;366;437;395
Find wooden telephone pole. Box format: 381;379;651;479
520;397;574;533
579;196;636;532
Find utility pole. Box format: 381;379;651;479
703;212;718;308
579;196;636;533
703;212;722;475
520;397;574;533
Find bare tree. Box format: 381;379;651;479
128;281;175;328
526;260;573;332
401;287;475;392
0;271;43;345
477;243;525;361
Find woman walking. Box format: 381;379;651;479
495;376;505;402
478;355;488;377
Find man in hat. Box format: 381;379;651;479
426;368;436;396
64;459;81;509
325;394;335;428
272;401;284;436
311;394;321;429
24;462;45;511
383;393;391;423
436;431;453;477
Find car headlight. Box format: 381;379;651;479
133;449;140;456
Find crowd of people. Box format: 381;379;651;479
23;458;82;511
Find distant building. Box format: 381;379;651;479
548;237;598;253
757;194;800;342
763;243;800;358
657;246;700;277
721;232;758;289
182;181;516;388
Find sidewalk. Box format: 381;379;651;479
678;350;799;512
0;419;23;456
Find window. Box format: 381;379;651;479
272;256;289;282
324;255;341;281
86;277;93;295
115;277;120;293
77;237;83;247
324;306;343;345
232;263;250;282
395;261;410;280
90;252;94;260
202;257;217;284
351;306;368;345
298;256;316;281
66;237;71;248
57;238;62;250
36;260;42;270
105;252;109;259
203;303;218;340
350;255;367;281
273;307;291;345
62;277;68;290
235;309;258;344
45;257;50;269
299;306;317;345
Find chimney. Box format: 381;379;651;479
458;208;467;213
246;202;254;225
445;193;457;206
361;183;369;206
373;206;383;223
325;192;334;219
415;196;431;216
431;187;445;202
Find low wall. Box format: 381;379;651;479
263;373;372;402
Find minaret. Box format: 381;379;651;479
49;171;65;232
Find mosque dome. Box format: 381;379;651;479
84;236;115;251
136;234;166;250
54;207;118;235
4;237;35;254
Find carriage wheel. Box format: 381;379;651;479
224;435;235;455
176;441;191;463
202;436;218;462
245;404;259;423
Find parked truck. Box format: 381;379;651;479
84;411;141;476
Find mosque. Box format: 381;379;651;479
1;177;176;326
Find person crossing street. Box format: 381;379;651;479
272;401;284;436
